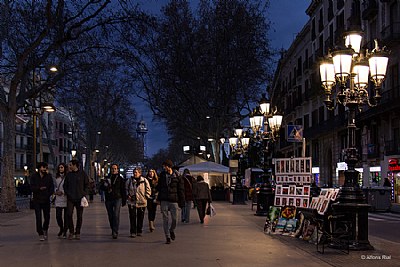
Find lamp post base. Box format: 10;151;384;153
332;202;374;251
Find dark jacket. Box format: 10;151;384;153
156;170;185;207
193;181;212;202
182;174;194;201
63;169;89;202
30;172;54;204
100;174;127;205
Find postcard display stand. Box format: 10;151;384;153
263;158;312;235
274;157;312;209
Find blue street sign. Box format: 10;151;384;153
287;125;303;142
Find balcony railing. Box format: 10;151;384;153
362;0;378;20
381;22;400;43
385;139;400;156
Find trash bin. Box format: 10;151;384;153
363;187;391;211
232;184;246;205
255;186;274;216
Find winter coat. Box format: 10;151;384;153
126;176;151;208
54;175;67;208
156;170;185;207
63;169;89;202
193;181;212;202
182;174;194;201
100;173;127;205
30;172;54;204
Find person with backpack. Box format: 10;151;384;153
126;167;151;238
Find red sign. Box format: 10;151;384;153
388;158;399;166
389;165;400;171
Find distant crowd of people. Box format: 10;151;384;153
29;159;212;244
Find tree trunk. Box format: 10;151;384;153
0;110;17;212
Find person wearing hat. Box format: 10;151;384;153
156;159;185;244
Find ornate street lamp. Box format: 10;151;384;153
250;93;283;141
319;32;389;250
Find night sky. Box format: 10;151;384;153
133;0;311;157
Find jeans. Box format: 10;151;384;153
181;201;192;222
128;205;145;234
55;207;68;234
33;201;51;235
105;198;122;235
160;201;179;238
67;199;84;235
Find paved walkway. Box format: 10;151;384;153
0;198;398;267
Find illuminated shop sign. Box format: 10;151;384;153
388;158;400;171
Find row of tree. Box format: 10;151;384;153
0;0;275;212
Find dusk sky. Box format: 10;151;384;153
134;0;311;157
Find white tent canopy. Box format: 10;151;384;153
179;161;230;187
179;161;229;173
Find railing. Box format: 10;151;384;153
381;22;400;43
385;140;400;156
362;0;378;20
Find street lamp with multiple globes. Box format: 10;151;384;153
249;94;283;171
319;31;389;250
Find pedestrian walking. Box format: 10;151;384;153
181;169;194;223
193;175;212;224
100;163;127;239
126;167;151;237
156;160;185;244
63;159;89;240
146;168;159;232
29;162;54;241
54;163;68;238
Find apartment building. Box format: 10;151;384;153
270;0;400;203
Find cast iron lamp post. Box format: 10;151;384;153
319;31;389;250
249;95;283;215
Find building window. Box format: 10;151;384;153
319;106;325;124
304;114;310;129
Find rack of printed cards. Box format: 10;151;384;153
263;157;313;236
273;157;312;208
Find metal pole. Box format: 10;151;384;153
33;114;37;170
39;116;43;162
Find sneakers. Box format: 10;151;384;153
43;231;48;240
57;230;63;238
165;237;171;244
39;235;45;241
170;231;175;240
112;234;118;239
130;233;136;238
68;233;74;240
62;233;67;239
137;233;142;237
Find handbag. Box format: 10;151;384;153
206;205;211;215
81;196;89;207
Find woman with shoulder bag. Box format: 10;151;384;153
54;163;68;238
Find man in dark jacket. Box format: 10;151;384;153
157;159;185;244
29;162;54;241
63;159;89;240
99;163;127;239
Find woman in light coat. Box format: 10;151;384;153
54;163;68;238
126;167;151;237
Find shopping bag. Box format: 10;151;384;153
209;203;216;217
81;196;89;207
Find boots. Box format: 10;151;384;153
149;221;155;232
